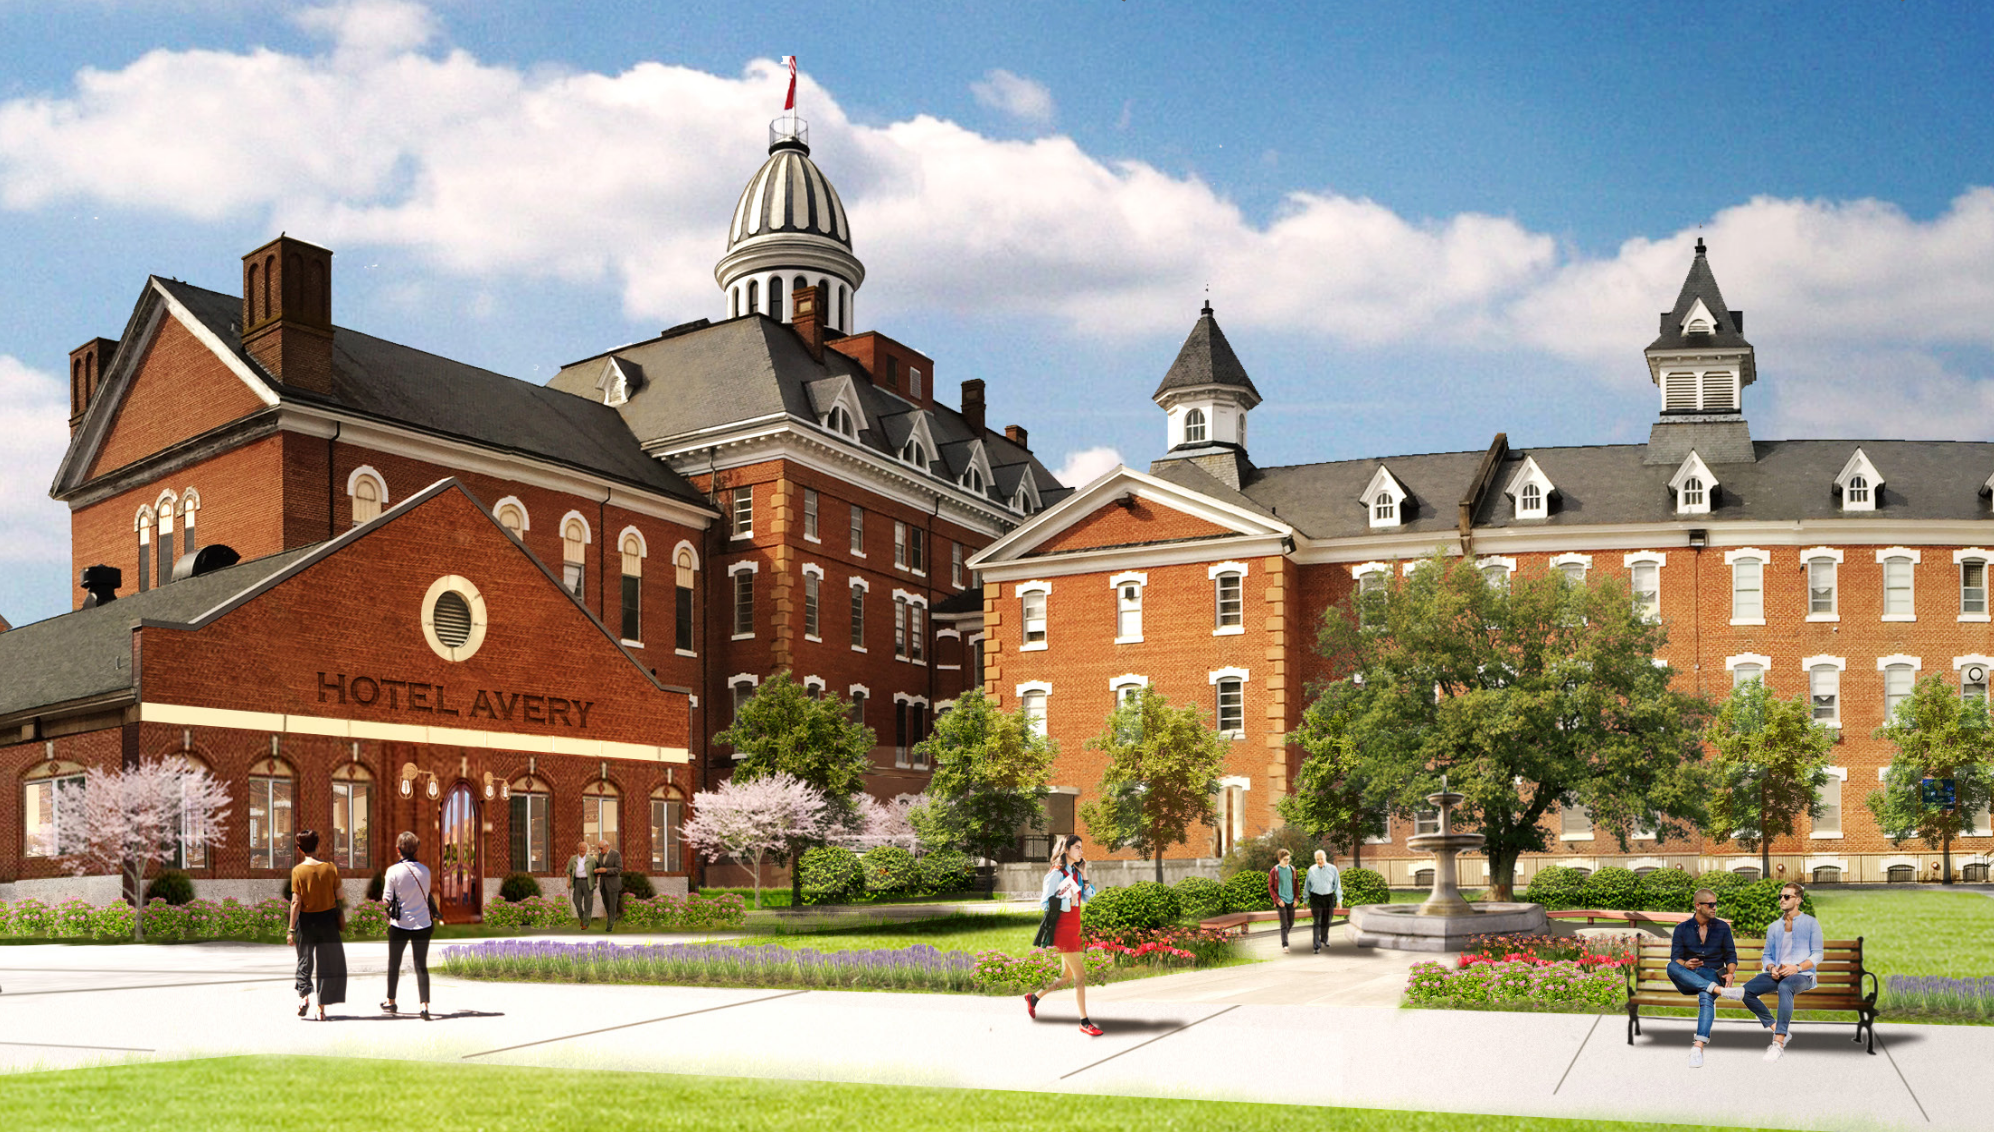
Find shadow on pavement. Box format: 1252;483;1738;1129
316;1009;506;1023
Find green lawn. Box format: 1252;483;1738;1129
0;1057;1759;1132
1806;888;1994;977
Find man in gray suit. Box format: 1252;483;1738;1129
594;839;624;932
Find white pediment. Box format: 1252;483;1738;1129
1502;455;1555;519
1360;465;1408;529
957;439;997;497
1668;450;1716;515
1834;448;1883;512
897;411;940;469
968;464;1293;575
804;374;870;440
1680;297;1718;335
596;357;640;406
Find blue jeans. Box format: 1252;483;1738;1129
1666;961;1727;1040
1742;970;1816;1035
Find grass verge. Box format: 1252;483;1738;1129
0;1056;1762;1132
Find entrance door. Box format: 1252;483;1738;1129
439;785;481;922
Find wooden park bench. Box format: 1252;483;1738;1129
1200;906;1349;937
1626;933;1879;1053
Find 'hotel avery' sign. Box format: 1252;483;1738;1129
317;672;597;729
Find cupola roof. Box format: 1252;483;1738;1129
727;130;852;252
1151;302;1261;404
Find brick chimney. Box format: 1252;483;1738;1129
791;284;826;362
961;379;986;434
68;337;118;433
240;235;335;395
1004;424;1029;450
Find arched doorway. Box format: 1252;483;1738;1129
438;784;481;922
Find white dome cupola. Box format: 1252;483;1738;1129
715;117;866;333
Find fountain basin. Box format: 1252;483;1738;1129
1346;901;1548;952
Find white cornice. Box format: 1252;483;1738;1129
276;409;719;528
1288;533;1464;565
977;534;1288;583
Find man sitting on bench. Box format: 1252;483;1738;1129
1738;881;1822;1061
1668;887;1740;1067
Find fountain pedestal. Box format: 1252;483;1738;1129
1345;786;1547;951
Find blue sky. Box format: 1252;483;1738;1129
2;0;1991;626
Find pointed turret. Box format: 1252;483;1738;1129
1151;302;1261;488
1643;239;1757;465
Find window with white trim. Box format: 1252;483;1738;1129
135;506;153;593
22;761;85;858
1727;550;1765;624
894;597;908;660
349;470;385;527
1883;662;1916;723
650;787;683;872
1962;660;1990;703
826;405;856;438
1732;662;1765;688
900;439;928;466
1110;675;1148;706
1805;551;1839;619
1112;572;1145;642
1551;554;1590;584
1813;769;1846;837
1962;557;1988;618
247;757;296;871
1018;684;1050;737
509;775;551;872
1020;584;1049;648
1810;663;1841;725
951;542;965;588
910;601;926;664
1414;810;1441;837
1560;804;1593;839
561;516;589;599
1479;557;1514;589
1216;678;1244;737
1625;553;1664;623
495;500;527;538
1882;551;1916;619
1357;566;1388;628
674;547;698;654
803;570;821;640
849;579;867;650
849;505;864;555
581;781;620;855
803;488;819;541
908;368;924;400
1518;482;1542;517
728;486;754;538
732;569;755;637
1184;407;1206;444
619;532;644;643
1213;570;1244;631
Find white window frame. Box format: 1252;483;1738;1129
1361;466;1406;529
1727;653;1772;690
1110;570;1147;644
1016;681;1052;738
1834;448;1882;512
1018;581;1051;651
1812;766;1848;839
346;466;388;527
1549;553;1591;582
802;487;820;542
1878;548;1919;621
1724;548;1768;626
1624;551;1665;623
1560;803;1595;841
801;563;823;641
1800;547;1841;622
730;486;753;539
1879;655;1921;725
1804;655;1846;728
492;495;531;537
849;577;868;652
728;560;759;640
1353;562;1391;628
1954;655;1994;704
849;505;865;557
1209;667;1250;738
1955;549;1992;622
1668;452;1715;515
1109;673;1149;706
1210;561;1248;635
1477;555;1515;589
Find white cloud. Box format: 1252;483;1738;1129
970;69;1055;128
0;355;73;563
0;10;1988;444
1052;446;1124;489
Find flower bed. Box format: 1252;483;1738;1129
480;891;746;932
441;938;981;992
1405;934;1634;1013
1883;975;1994;1020
0;896;308;941
1083;924;1235;968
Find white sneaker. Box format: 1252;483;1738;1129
1717;985;1746;1001
1688;1045;1705;1068
1764;1040;1784;1062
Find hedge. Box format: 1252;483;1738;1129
1523;865;1589;911
917;849;974;895
1081;881;1181;935
1220;869;1272;914
798;846;865;904
1340;867;1389;908
861;846;920;896
1580;866;1638;912
1173;876;1227;922
1633;867;1695;913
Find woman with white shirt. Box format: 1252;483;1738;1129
1024;834;1102;1036
380;831;435;1020
1729;881;1823;1060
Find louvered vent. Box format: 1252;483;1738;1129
433;591;473;647
1664;372;1697;410
1701;370;1734;410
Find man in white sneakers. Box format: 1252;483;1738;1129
1665;888;1741;1067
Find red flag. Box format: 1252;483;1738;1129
782;56;797;111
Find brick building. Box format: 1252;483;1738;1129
0;115;1066;912
973;242;1994;887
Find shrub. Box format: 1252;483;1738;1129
1220;869;1272;914
617;892;747;932
1721;877;1816;936
1694;869;1751;899
141;898;188;941
53;898;95;938
365;870;387;902
1580;866;1638;911
971;947;1120;995
2;899;53;937
347;900;390;940
862;846;920;896
1523;865;1589;910
1174;876;1227;922
1217;824;1329;880
90;901;136;939
620;871;657;901
251;897;290;938
797;846;864;904
1634;867;1695;913
1082;882;1181;935
146;869;196;905
1340;867;1389;908
918;849;974;895
499;873;542;903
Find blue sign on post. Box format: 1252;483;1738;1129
1920;778;1957;807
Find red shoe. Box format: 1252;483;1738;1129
1024;993;1038;1019
1079;1020;1103;1037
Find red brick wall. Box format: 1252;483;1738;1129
1028;497;1233;557
1;727;125;883
87;317;266;481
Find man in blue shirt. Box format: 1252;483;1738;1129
1304;850;1343;954
1668;887;1741;1067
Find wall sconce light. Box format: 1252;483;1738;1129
400;779;413;798
426;775;439;799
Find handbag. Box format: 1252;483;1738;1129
1032;867;1070;948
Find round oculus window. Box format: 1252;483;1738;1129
422;575;488;662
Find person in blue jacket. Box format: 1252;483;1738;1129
1024;834;1102;1035
1739;882;1823;1061
1667;886;1739;1067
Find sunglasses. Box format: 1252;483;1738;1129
1694;901;1717;908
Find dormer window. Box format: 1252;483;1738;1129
1520;483;1541;513
596;358;640;407
826;405;856;438
900;440;928;466
1681;297;1717;336
1185;408;1206;444
1360;466;1408;529
1669;451;1716;516
1835;448;1883;512
1012;486;1032;513
962;466;985;493
1504;455;1554;520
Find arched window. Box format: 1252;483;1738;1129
22;759;86;858
838;283;848;330
674;545;698;653
650;784;684;872
620;531;645;643
155;490;177;586
562;516;590;599
1520;482;1541;514
509;775;551;873
1012;486;1032;513
494;499;528;537
746;279;759;314
583;779;621;855
769;276;785;319
1373;495;1396;523
900;440;927;466
792;275;807;309
135;505;155;593
349;468;386;527
178;489;200;559
1846;475;1868;505
163;752;214;870
247;263;261;324
826;405;856;438
1185;408;1207;444
961;466;985;493
247;757;296;871
331;761;373;871
1681;476;1705;509
1020;689;1048;737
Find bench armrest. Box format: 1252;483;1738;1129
1861;969;1879;1007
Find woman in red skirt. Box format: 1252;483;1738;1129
1025;834;1101;1035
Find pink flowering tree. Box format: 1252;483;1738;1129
39;759;232;941
680;772;834;909
836;792;925;853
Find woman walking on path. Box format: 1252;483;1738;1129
565;840;598;928
380;831;435;1020
286;829;347;1021
1737;882;1823;1061
1024;834;1101;1036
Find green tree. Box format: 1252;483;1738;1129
1866;674;1994;883
1277;686;1386;867
1080;687;1229;883
1702;676;1835;881
908;688;1055;863
1316;552;1713;900
716;670;876;905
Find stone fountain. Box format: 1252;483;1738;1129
1347;778;1547;951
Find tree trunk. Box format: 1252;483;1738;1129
790;844;806;908
1942;829;1954;885
750;850;763;909
1154;846;1164;885
1488;847;1516;903
129;860;145;942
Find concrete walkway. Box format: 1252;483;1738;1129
0;926;1979;1131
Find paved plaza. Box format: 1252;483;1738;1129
2;921;1982;1131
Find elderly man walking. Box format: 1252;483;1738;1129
594;839;624;933
1305;850;1343;954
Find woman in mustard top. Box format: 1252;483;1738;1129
287;829;348;1020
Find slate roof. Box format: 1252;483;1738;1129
155;280;709;508
931;587;984;617
1151;303;1261;401
1647;239;1750;352
548;315;1072;512
0;548;311;720
1226;449;1491;541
